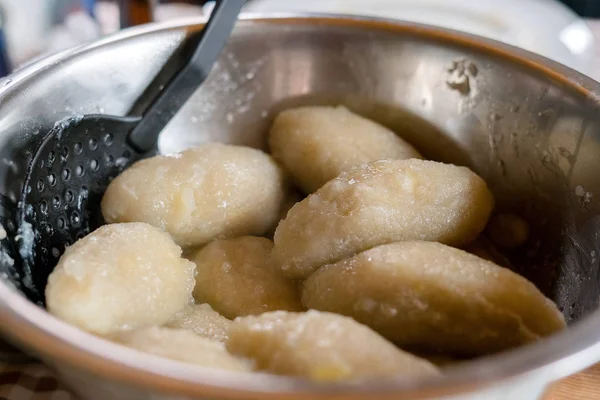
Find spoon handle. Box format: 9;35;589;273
128;0;246;152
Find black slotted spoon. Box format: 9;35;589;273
15;0;246;304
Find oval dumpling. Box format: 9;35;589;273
46;223;196;335
269;105;422;193
302;241;566;356
226;310;439;381
192;236;302;319
115;326;250;371
487;213;530;249
273;159;494;279
101;144;287;248
165;304;231;342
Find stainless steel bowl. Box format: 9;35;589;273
1;14;600;400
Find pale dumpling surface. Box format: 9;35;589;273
165;304;231;342
46;223;196;335
267;190;304;238
302;241;566;356
101;144;287;248
227;310;439;381
192;236;302;319
277;190;304;224
269;105;422;193
273;159;494;279
115;327;250;372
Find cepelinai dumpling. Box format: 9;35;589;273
302;241;566;356
463;235;512;269
192;236;302;319
46;223;196;335
269;105;422;193
273;159;494;279
277;189;304;223
226;310;439;381
487;213;530;249
267;189;304;238
115;327;250;371
101;144;288;248
165;304;231;342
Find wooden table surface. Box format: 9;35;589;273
542;364;600;399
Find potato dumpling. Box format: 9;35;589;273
273;159;494;279
302;241;566;356
463;236;512;269
416;354;461;368
269;105;422;193
278;190;304;223
165;304;231;342
226;310;439;381
101;144;287;248
46;223;195;335
267;190;304;238
115;327;249;371
192;236;302;319
487;213;530;249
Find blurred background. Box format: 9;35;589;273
0;0;599;79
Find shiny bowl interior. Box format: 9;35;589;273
2;14;600;399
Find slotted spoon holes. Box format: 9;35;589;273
17;118;145;302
